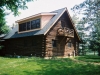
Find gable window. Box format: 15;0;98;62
52;39;57;47
19;19;40;32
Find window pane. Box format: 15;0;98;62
27;22;31;30
36;19;40;23
19;23;26;31
23;23;26;31
31;20;36;29
19;24;23;32
36;23;40;28
36;19;40;28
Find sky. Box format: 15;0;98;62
5;0;85;27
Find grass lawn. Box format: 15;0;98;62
0;56;100;75
75;55;100;63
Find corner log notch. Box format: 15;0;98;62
57;27;74;37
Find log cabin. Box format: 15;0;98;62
1;7;81;58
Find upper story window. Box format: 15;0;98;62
19;19;40;32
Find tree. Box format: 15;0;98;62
72;14;89;55
71;14;79;24
0;0;33;50
71;0;100;56
0;0;33;35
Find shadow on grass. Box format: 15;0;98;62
0;56;100;75
75;55;100;63
26;58;100;75
23;71;41;75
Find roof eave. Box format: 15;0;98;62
16;13;57;23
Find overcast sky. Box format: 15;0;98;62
6;0;85;26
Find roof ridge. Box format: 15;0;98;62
51;7;66;12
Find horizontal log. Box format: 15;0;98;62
46;39;51;41
46;36;54;38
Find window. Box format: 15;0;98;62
31;20;36;29
23;23;26;31
35;19;40;28
52;39;57;47
31;19;40;29
27;22;31;30
19;23;23;32
19;23;26;31
19;19;40;32
68;40;71;47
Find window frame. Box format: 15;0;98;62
19;23;26;32
19;18;40;32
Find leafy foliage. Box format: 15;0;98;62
71;0;100;56
72;14;88;55
0;0;33;35
75;55;100;63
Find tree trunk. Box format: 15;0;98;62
94;50;95;56
98;50;100;56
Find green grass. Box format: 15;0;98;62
0;56;100;75
75;55;100;63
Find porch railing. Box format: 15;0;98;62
57;27;74;37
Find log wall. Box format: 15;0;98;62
3;35;46;57
1;12;80;58
45;20;76;57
